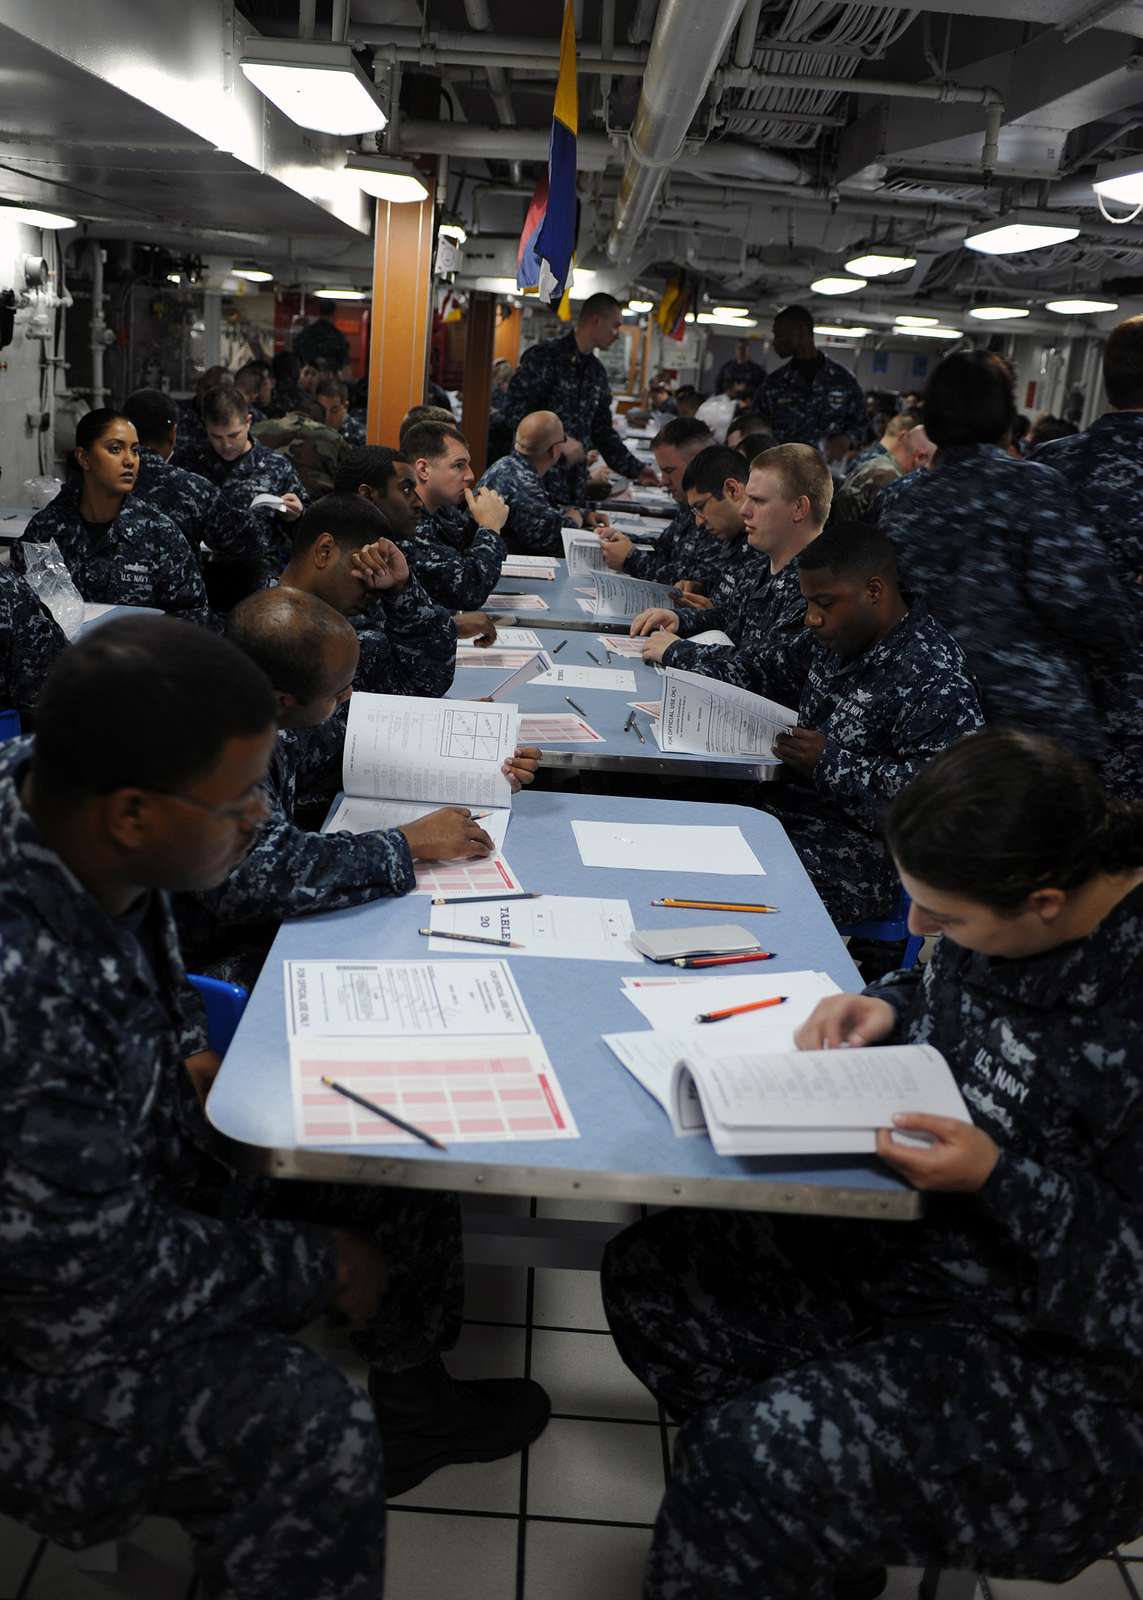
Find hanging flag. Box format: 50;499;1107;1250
516;0;578;304
656;269;699;341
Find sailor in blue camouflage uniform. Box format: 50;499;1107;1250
634;442;829;681
877;352;1135;767
599;417;716;585
476;410;585;555
316;377;367;448
752;305;866;448
0;568;66;723
402;418;507;609
0;617;551;1598
1032;313;1143;794
603;730;1143;1600
502;293;658;507
13;409;207;616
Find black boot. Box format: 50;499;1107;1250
369;1356;551;1498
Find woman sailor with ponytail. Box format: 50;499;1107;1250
602;730;1143;1600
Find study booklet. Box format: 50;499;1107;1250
603;1037;971;1154
588;569;677;618
655;667;794;760
341;692;520;809
561;528;606;574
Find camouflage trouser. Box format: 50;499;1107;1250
601;1208;1143;1600
0;1186;463;1598
762;797;898;924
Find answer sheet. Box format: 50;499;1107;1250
428;896;635;962
484;593;550;612
519;713;604;744
321;797;521;896
291;1034;578;1145
454;648;548;671
659;668;795;758
285;958;535;1040
530;664;637;692
599;635;650;657
502;562;556;580
343;693;518;809
571;819;766;876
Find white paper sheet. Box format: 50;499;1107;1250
589;569;677;618
324;795;508;850
561;528;607;574
687;629;736;647
605;512;668;536
501;555;558;570
284;959;536;1039
485;593;549;612
576;598;596;613
428;895;636;962
519;713;604;743
621;969;842;1038
291;1034;578;1145
571;819;766;876
598;634;650;657
530;664;637;692
658;668;796;758
487;654;550;700
502;562;555;580
343;693;518;809
457;628;541;650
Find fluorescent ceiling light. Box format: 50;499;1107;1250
814;324;871;337
627;299;654;312
895;315;938;327
684;313;695;323
811;275;867;295
968;305;1030;320
166;271;182;284
0;203;76;229
1045;297;1119;315
473;276;521;294
712;305;749;316
240;39;387;135
964;211;1079;255
346;153;428;203
845;253;916;277
438;222;467;243
233;265;273;283
314;287;367;300
696;312;757;326
905;325;962;339
1092;155;1143;207
567;269;601;300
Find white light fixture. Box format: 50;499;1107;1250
240;39;387;135
1092;155;1143;208
314;287;368;300
696;312;757;326
438;222;467;244
233;265;274;283
895;315;939;327
712;305;749;317
0;202;76;229
627;299;654;312
166;271;182;285
684;313;695;323
814;324;872;337
566;269;601;300
473;276;522;295
346;153;428;203
811;275;867;295
904;325;962;339
845;252;916;277
1045;297;1119;315
964;211;1079;255
968;305;1030;320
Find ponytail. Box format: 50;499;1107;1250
886;730;1143;912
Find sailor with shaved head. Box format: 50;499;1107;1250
475;408;601;554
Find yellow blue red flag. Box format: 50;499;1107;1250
516;0;578;303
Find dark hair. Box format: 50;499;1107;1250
291;492;393;556
240;360;271;378
727;412;767;439
922;351;1016;448
122;389;178;447
885;730;1143;911
651;416;713;452
734;431;778;460
31;616;276;804
1103;314;1143;409
299;356;334;375
75;408;133;453
228;588;356;703
774;304;814;332
200;384;249;427
682;445;748;497
333;445;407;495
400;420;467;462
1028;414;1079;448
797;520;898;585
272;351;301;383
578;292;623;320
316;378;349;403
398;404;454;444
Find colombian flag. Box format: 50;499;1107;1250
516;0;577;304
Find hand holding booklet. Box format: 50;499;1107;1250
588;569;678;618
655;667;795;761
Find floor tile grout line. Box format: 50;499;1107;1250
388;1503;657;1531
546;1411;662;1426
464;1318;615;1337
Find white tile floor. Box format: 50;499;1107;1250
3;1203;1141;1599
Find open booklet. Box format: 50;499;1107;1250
653;666;794;760
606;1035;972;1156
561;528;606;574
588;569;678;618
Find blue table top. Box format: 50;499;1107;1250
208;789;917;1220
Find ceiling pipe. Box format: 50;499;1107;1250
1058;0;1135;42
331;0;348;43
351;23;644;74
607;0;753;263
463;0;523;184
599;0;616;127
733;0;762;68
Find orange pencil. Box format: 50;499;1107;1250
653;898;779;913
695;995;787;1025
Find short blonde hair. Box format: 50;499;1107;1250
749;443;833;526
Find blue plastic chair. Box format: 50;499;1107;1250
0;709;22;744
187;974;249;1056
838;888;924;970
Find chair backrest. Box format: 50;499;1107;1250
838;888;924;970
0;709;22;744
187;973;249;1057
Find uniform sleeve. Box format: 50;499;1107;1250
355;577;457;698
202;489;282;564
0;578;67;721
150;513;210;615
590;384;647;479
502;350;550;436
622;518;680;582
661;635;750;685
405;524;505;611
484;463;564;554
664;624;811;699
836;371;867;443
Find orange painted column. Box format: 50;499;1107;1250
366;177;437;447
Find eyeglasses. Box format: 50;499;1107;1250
154;780;271;822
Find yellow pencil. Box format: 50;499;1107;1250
651;897;779;913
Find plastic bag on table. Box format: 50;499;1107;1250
20;538;85;639
22;476;64;510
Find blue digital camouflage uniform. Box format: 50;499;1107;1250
753;354;866;446
662;559;801;673
133;447;280;567
502;331;646;507
0;569;67;722
1033;410;1143;795
339;413;367;449
173;400;208;469
603;882;1143;1600
0;737;464;1598
876;445;1136;765
14;483;208;615
476;449;571;556
621;505;734;592
406;500;505;611
197;440;309;575
843;437;888;479
174;723;418;986
830;452;902;524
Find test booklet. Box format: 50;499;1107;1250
571;818;766;876
602;1035;970;1154
588;570;678;619
427;895;636;962
322;798;523;897
531;664;638;693
341;691;519;809
656;667;795;760
562;528;606;574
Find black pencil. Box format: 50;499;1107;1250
321;1076;448;1151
